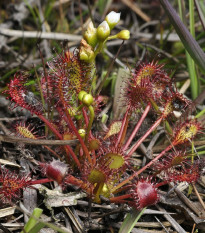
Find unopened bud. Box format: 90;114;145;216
97;21;110;41
84;22;98;48
116;30;130;40
82;93;94;106
78;90;87;101
78;128;86;138
79;39;95;62
105;11;121;30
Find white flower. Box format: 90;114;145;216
105;11;121;29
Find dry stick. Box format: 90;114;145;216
192;183;205;210
0;134;78;146
0;28;82;41
96;41;124;96
191;223;196;233
123;103;151;151
121;0;151;22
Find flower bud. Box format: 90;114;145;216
82;93;94;106
105;11;121;30
78;90;87;101
116;30;130;40
79;39;95;62
78;128;86;138
97;21;110;41
84;22;98;48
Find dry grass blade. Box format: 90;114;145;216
121;0;150;22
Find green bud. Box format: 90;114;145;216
78;90;87;101
79;39;95;62
78;129;86;138
97;21;110;41
105;11;121;30
84;22;98;48
116;30;130;40
82;94;94;106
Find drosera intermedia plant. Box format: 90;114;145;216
1;10;205;219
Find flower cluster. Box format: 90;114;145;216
2;11;204;210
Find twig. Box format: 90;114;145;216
156;204;186;233
192;183;205;210
191;223;196;233
0;27;182;42
0;134;78;146
0;28;81;41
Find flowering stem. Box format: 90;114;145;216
127;117;163;156
85;105;95;145
123;103;151;151
64;109;92;166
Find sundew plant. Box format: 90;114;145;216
1;11;205;214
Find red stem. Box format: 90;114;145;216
38;115;63;139
135;144;173;176
111;144;173;193
64;109;93;166
127;117;163;156
44;145;62;160
65;175;92;194
38;114;81;169
109;194;131;202
123;103;151;151
29;178;53;185
155;180;169;188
